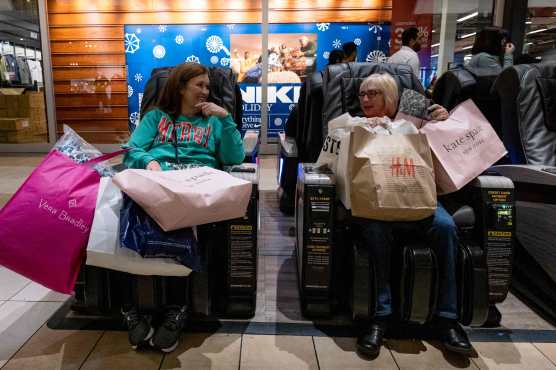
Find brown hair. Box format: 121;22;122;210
157;62;209;120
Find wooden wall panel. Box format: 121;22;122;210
49;26;124;40
55;93;129;106
47;0;391;143
51;54;126;66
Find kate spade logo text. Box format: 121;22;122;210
39;198;89;234
443;127;484;153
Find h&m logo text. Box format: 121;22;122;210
391;157;416;177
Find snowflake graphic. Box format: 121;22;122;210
134;73;143;82
186;55;200;63
226;24;236;30
316;23;330;32
136;28;142;34
220;57;230;67
377;36;382;41
418;26;430;43
354;38;362;46
124;33;140;54
129;112;140;127
366;50;387;63
323;51;330;60
175;35;184;45
153;45;166;59
289;104;295;111
206;35;230;56
332;39;342;49
128;84;133;98
158;25;167;32
274;118;283;127
210;56;219;64
369;24;383;34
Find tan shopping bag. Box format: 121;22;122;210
349;126;437;221
113;166;252;231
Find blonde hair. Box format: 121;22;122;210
359;73;399;117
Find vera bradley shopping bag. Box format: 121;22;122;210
419;99;507;194
0;149;125;293
86;177;192;276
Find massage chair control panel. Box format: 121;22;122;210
222;163;259;316
471;176;515;304
296;163;336;316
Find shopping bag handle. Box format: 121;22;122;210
83;149;129;167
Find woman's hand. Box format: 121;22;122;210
428;104;450;121
146;160;162;171
195;102;228;118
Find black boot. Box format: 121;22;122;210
435;317;473;355
357;318;388;357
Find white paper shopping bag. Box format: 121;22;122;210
86;177;192;276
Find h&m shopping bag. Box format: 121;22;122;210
86;177;192;276
419;99;507;195
349;126;437;221
0;149;125;293
112;166;252;231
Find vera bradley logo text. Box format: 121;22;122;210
38;198;89;234
442;126;484;154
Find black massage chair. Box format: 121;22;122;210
282;62;515;329
487;62;556;324
71;67;259;319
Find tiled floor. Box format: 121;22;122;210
1;153;556;369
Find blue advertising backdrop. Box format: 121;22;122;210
124;23;390;138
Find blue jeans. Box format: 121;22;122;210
357;204;458;320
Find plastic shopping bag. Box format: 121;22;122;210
119;195;202;272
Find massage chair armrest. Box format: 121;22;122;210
279;132;298;158
243;130;259;162
224;162;259;185
491;165;556;186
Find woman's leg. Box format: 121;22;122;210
150;275;191;353
424;204;458;320
119;273;154;349
356;220;394;317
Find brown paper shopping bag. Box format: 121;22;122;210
349;126;437;221
113;166;252;231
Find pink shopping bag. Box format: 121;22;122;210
420;99;507;194
0;149;126;293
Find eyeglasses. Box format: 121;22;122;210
358;90;382;98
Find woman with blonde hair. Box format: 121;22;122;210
354;73;472;358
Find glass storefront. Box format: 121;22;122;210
523;3;556;62
0;0;48;144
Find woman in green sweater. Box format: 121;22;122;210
125;63;244;170
121;62;244;353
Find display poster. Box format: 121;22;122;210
124;23;390;138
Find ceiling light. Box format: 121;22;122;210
461;45;473;50
460;32;476;39
431;43;440;48
525;21;532;24
527;28;548;35
457;12;478;23
431;54;438;58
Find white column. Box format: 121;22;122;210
437;0;457;75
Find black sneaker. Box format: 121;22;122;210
121;307;154;350
150;305;188;353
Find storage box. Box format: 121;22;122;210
0;118;30;131
0;128;47;143
1;90;45;117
